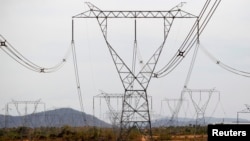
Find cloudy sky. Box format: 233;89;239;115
1;0;250;123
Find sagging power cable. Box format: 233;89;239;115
154;0;221;78
200;44;250;77
0;34;71;73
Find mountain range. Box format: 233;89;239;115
0;108;249;128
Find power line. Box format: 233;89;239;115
200;44;250;77
0;34;71;73
71;19;87;126
154;0;221;78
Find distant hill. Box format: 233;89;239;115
1;108;249;128
0;108;110;128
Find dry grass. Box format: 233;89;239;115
170;134;207;141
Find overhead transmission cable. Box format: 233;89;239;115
154;0;221;78
184;41;200;88
71;19;87;126
167;41;200;123
167;0;221;121
0;34;71;73
155;0;218;77
200;44;250;77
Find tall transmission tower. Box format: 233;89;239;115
72;1;221;140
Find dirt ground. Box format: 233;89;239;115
171;134;207;141
140;134;207;141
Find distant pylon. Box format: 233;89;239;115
5;99;46;128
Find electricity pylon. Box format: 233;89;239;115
5;99;46;128
93;91;152;140
182;88;220;125
72;1;220;140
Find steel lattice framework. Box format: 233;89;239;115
237;104;250;123
94;92;152;127
72;1;218;140
93;91;153;140
4;99;46;128
73;2;197;141
161;98;189;126
181;88;220;125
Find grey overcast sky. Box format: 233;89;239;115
1;0;250;122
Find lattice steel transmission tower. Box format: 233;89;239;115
93;92;153;127
93;91;152;140
5;99;46;128
72;1;220;140
161;98;188;126
181;88;220;125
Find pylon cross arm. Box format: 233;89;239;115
73;2;198;19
